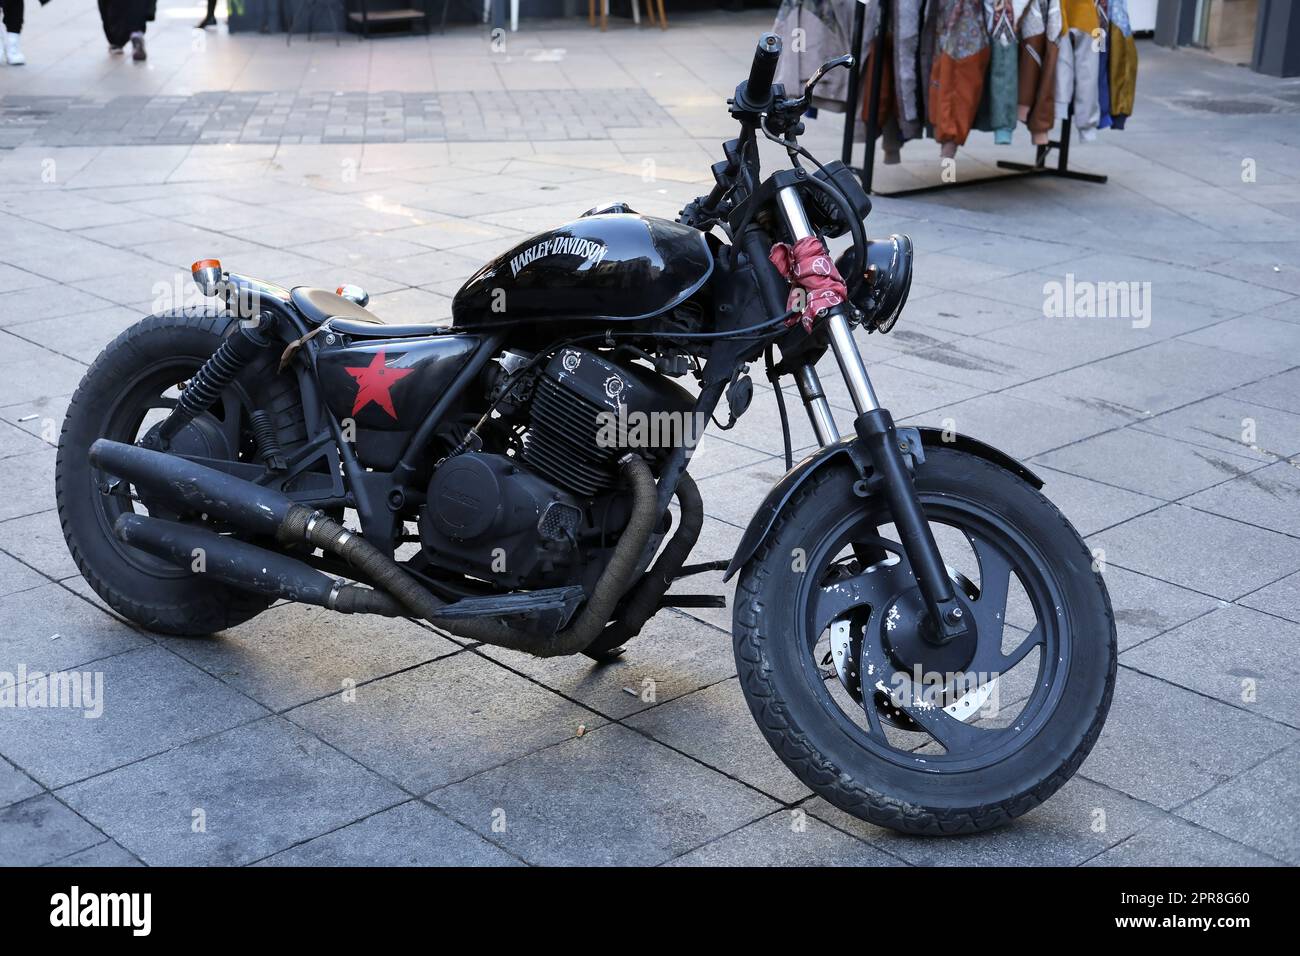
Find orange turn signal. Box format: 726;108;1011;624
191;259;224;297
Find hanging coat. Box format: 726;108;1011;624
773;0;874;113
1107;0;1137;127
892;0;926;140
1057;0;1102;140
928;0;991;152
975;0;1030;144
1018;0;1062;145
859;1;926;161
860;31;907;160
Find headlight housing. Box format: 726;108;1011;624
837;234;913;334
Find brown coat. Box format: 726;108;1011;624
1017;0;1062;145
927;0;990;147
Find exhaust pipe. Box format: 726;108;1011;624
91;440;661;657
90;439;295;536
113;513;404;616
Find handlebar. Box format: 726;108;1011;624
739;33;782;112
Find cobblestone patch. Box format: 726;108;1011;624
0;90;672;148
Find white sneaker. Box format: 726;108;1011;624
4;32;25;66
130;31;145;62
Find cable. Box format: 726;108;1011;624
765;343;794;471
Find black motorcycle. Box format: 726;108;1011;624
56;34;1115;835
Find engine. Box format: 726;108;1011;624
420;347;696;589
523;347;695;496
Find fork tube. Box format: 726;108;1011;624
777;186;965;642
777;187;879;415
794;364;841;445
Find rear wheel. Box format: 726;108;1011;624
733;446;1116;834
56;310;305;636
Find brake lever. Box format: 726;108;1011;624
790;54;855;115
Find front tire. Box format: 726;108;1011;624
56;310;304;636
733;446;1116;835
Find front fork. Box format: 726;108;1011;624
776;187;968;642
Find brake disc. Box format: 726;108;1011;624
826;562;1000;727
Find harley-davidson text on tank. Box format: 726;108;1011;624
509;237;608;277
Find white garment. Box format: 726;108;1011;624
1055;27;1100;138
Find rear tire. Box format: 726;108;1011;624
733;447;1116;835
56;310;304;636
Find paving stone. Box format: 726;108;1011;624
1230;367;1300;416
0;549;46;597
668;810;904;867
1085;817;1278;866
477;610;735;721
0;448;57;521
903;393;1117;461
1010;339;1291;420
626;677;809;804
0;645;268;788
49;839;143;867
0;509;79;581
1080;669;1297;810
0;794;105;867
1181;314;1300;360
0;755;42;809
1032;428;1262;501
0;581;150;674
289;651;600;795
162;602;461;712
1182;461;1300;538
256;800;521;867
1100;565;1223;652
0;419;51;461
1093;504;1300;600
807;775;1166;866
429;723;778;866
1121;605;1300;728
1176;744;1300;864
1133;394;1300;463
1031;466;1164;537
1240;570;1300;624
59;716;406;866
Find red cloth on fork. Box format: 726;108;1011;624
768;235;849;333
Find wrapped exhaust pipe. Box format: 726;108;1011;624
90;440;659;657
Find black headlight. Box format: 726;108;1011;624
837;234;913;334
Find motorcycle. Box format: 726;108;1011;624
55;33;1115;835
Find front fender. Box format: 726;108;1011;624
721;428;1042;582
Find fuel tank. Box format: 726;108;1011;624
451;213;712;340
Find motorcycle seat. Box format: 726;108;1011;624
290;287;450;338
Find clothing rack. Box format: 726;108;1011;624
839;0;1107;197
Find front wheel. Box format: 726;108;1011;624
733;446;1116;835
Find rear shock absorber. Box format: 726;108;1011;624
249;410;288;472
158;316;273;446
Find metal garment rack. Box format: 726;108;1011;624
839;0;1107;197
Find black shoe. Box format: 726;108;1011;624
130;31;146;61
196;15;217;28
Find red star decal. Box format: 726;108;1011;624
345;351;413;420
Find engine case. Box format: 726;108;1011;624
421;452;583;589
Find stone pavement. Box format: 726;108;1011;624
2;4;1299;867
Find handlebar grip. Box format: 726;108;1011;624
743;33;782;109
